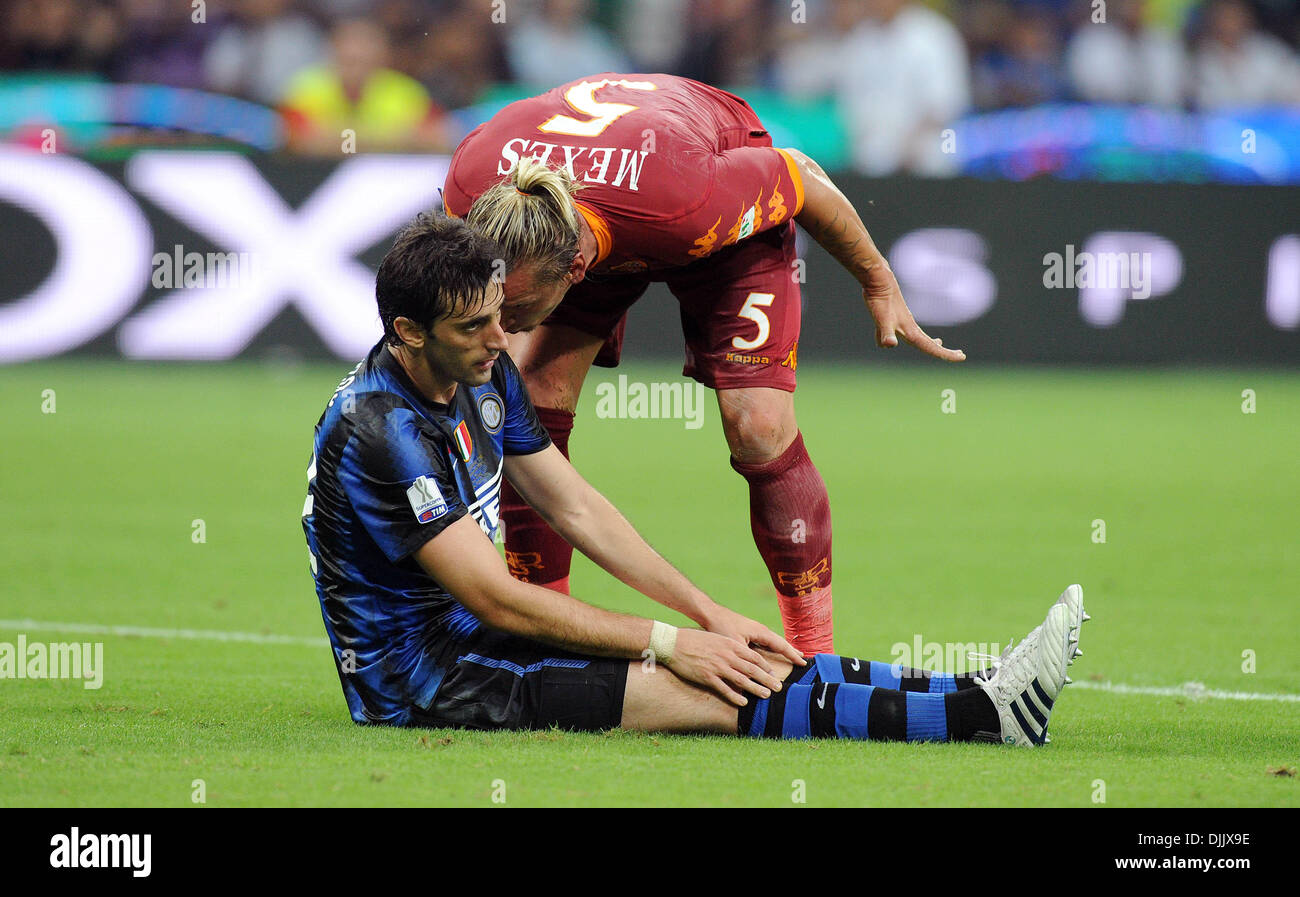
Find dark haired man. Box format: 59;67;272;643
301;212;1085;744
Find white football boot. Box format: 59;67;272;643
974;587;1087;746
1054;583;1087;693
1055;583;1089;641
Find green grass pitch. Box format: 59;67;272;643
1;358;1297;807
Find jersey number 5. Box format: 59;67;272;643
732;292;776;351
538;79;658;138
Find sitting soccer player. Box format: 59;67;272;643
301;213;1087;745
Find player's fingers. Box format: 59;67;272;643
752;630;805;666
931;342;967;362
736;659;782;693
907;325;966;362
712;675;749;707
725;666;772;700
904;323;938;352
737;646;781;687
738;643;773;675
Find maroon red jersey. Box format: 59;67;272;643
442;74;806;274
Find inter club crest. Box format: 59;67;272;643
478;392;503;433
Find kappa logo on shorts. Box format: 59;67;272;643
781;342;798;371
478;392;503;433
407;475;449;524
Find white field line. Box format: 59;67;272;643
3;618;1298;704
1069;680;1300;703
0;618;327;647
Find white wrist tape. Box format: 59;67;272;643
648;621;678;666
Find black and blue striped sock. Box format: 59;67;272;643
805;653;989;693
737;654;999;742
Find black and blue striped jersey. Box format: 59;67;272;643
302;340;551;725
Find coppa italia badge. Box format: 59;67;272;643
453;420;473;461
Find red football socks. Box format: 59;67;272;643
502;410;834;653
501;406;576;595
730;432;834;654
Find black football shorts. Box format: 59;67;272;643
410;629;629;731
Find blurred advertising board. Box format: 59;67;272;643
0;150;1295;365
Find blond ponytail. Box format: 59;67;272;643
466;157;584;283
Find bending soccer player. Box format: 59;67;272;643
301;215;1086;744
443;74;966;654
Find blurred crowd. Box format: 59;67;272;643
2;0;1298;170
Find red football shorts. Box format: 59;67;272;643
545;220;802;393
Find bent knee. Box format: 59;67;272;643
509;328;599;412
719;392;798;464
515;363;576;412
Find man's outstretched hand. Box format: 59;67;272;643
700;604;806;667
659;603;808;707
863;265;966;362
669;629;790;707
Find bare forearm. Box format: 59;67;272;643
419;515;787;708
544;487;715;625
788;148;888;286
782;149;965;361
487;577;654;659
418;513;662;659
502;448;718;624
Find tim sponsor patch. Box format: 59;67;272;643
406;475;448;523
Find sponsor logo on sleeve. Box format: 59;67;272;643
737;204;758;240
726;192;764;246
768;185;788;223
688;216;721;259
407;475;448;523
